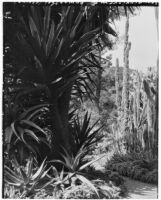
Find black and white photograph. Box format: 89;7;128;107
3;1;159;199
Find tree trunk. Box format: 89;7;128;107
49;84;73;159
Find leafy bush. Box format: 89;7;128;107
61;180;122;199
105;152;158;184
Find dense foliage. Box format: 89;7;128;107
3;2;158;199
105;152;158;184
3;3;138;198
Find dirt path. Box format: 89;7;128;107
123;177;158;199
88;154;158;199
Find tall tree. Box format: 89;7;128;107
4;3;135;159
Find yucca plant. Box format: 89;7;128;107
4;156;51;198
4;3;136;157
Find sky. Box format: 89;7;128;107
104;7;158;73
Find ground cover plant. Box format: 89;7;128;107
105;152;158;185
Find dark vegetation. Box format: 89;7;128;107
105;152;158;184
3;2;158;199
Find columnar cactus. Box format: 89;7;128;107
115;58;120;113
143;79;158;156
136;72;141;125
95;48;102;114
122;14;131;134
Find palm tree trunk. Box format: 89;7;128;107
50;85;73;159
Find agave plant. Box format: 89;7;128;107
49;146;106;197
4;156;50;198
4;103;50;162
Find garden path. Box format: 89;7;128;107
123;176;158;199
89;154;158;199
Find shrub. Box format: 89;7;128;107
61;180;122;199
105;152;158;185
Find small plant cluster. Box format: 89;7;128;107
4;152;126;199
61;180;122;199
105;152;158;185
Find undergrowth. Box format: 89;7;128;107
4;153;126;199
105;152;158;185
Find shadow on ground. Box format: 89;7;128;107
123;177;158;199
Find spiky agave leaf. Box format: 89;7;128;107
31;158;47;181
78;154;106;171
76;174;99;197
72;112;103;154
20;120;47;136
